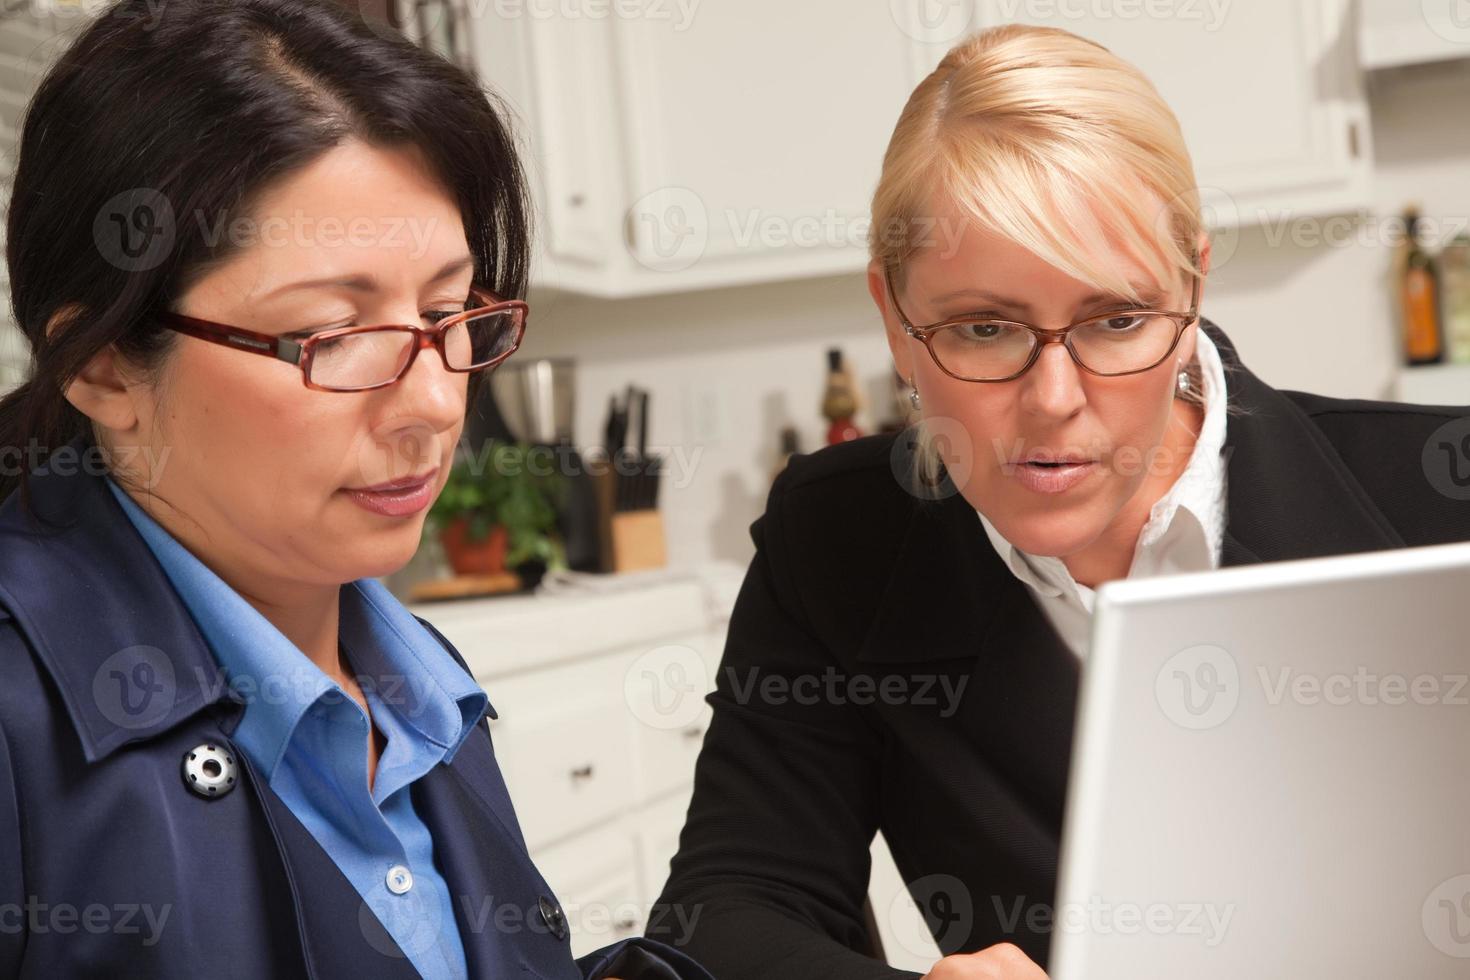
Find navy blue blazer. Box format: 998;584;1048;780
0;440;712;980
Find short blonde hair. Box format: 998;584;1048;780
871;24;1210;491
872;23;1202;297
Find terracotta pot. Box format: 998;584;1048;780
439;518;509;576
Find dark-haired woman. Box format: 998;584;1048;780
0;2;710;978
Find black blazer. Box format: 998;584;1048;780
649;319;1470;979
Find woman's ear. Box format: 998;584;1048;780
51;304;143;435
868;259;916;386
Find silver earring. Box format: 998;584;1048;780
1176;368;1191;396
908;379;921;409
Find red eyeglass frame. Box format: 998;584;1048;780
154;284;529;392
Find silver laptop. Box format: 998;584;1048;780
1050;539;1470;978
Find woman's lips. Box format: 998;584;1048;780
1008;459;1098;494
342;469;438;517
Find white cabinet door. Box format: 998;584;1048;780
973;0;1371;228
469;1;1368;295
469;2;930;296
611;2;922;286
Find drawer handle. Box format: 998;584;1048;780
682;726;704;741
569;764;595;782
615;917;637;932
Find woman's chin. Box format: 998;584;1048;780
337;537;422;582
998;510;1107;559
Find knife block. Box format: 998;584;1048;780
591;466;666;573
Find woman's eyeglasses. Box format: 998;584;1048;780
155;284;528;392
884;263;1201;383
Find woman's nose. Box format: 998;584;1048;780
1018;340;1088;418
389;328;467;430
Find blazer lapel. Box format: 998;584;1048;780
1201;319;1405;566
856;486;1080;828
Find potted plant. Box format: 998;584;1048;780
427;441;569;580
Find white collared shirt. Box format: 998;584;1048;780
975;328;1230;659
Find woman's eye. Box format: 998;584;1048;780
423;309;462;325
1100;313;1148;331
956;321;1006;341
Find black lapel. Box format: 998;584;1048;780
411;733;583;980
1200;319;1405;566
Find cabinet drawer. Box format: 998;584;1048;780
624;634;719;801
636;787;696;915
488;655;635;851
533;826;644;960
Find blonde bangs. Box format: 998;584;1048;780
872;24;1204;304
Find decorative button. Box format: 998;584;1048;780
386;864;414;895
182;743;237;799
538;895;568;941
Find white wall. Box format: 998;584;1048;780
513;58;1470;571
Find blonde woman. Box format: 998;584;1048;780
651;24;1470;980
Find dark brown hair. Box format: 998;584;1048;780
0;0;531;512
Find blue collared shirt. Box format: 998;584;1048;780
105;477;488;980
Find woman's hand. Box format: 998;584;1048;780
921;942;1049;979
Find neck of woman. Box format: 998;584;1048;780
1064;395;1206;590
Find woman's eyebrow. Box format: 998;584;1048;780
260;254;475;301
929;284;1163;313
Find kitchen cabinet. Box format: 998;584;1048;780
416;568;943;968
465;0;1372;298
1359;0;1470;71
974;0;1372;240
410;572;730;957
1394;362;1470;404
467;1;928;297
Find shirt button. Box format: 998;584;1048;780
386;865;414;895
